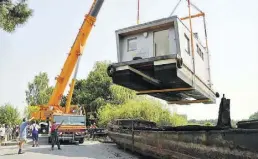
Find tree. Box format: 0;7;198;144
98;97;188;127
77;61;113;107
23;105;40;119
25;72;53;106
249;111;258;120
109;84;136;105
0;103;21;125
69;61;187;127
0;0;33;33
60;95;67;107
70;61;135;112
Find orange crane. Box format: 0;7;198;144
49;0;104;111
31;0;105;144
30;0;208;142
32;0;104;120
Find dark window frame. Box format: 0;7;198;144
184;34;190;55
196;44;204;60
127;37;137;52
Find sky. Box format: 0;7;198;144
0;0;257;120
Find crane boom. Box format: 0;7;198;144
48;0;104;106
65;56;81;113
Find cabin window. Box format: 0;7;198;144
127;37;137;51
184;34;190;55
200;50;203;60
196;44;204;60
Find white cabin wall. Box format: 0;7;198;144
118;25;177;62
195;42;210;85
177;19;210;86
168;26;177;55
177;20;194;71
119;32;154;62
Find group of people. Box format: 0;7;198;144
17;117;39;154
0;124;20;144
17;117;63;154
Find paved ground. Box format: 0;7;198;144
0;137;140;159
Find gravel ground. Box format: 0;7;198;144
0;137;140;159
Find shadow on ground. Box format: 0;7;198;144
26;142;145;159
0;136;153;159
0;152;17;156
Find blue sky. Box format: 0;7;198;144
0;0;257;120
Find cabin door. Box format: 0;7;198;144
153;29;169;57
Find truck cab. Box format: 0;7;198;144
48;114;86;144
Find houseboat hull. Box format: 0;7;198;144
107;97;258;159
107;55;218;104
108;124;258;159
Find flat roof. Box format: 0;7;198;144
115;15;207;50
115;16;179;36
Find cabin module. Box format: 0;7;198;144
107;16;219;104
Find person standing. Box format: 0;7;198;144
6;125;12;141
50;120;63;150
12;126;16;139
30;121;40;147
0;124;5;145
92;123;97;129
18;117;34;154
15;125;19;139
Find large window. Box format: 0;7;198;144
184;34;190;55
127;37;137;51
53;115;85;125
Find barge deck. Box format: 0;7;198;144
107;95;258;159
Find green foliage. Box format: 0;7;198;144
25;72;53;106
60;61;188;127
170;113;188;126
188;119;217;126
23;105;40;119
188;119;239;127
24;61;187;127
98;97;188;127
109;85;136;105
0;0;33;33
0;103;21;125
249;111;258;120
71;61;135;112
71;61;112;106
60;95;67;107
204;122;213;126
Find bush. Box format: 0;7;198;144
204;122;213;126
98;97;187;127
